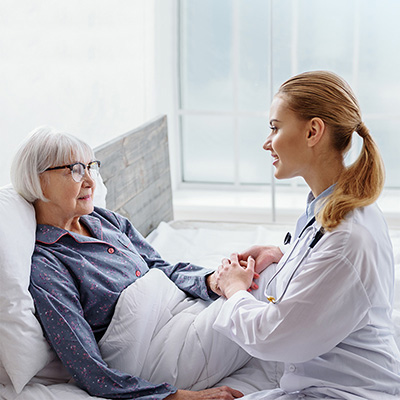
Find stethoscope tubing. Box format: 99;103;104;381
265;217;325;304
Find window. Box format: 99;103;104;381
178;0;400;196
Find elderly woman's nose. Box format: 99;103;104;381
82;169;95;185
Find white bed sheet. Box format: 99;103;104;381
1;220;399;400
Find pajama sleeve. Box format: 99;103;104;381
108;210;218;301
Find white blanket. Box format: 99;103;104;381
99;268;254;390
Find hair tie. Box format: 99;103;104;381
356;122;367;139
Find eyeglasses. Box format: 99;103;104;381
45;160;101;183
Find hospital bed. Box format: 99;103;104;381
0;115;399;399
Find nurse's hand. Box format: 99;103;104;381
239;245;283;274
166;386;243;399
216;254;255;299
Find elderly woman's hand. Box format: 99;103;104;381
215;254;256;299
206;271;224;296
166;386;243;399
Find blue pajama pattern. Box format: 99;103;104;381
29;207;216;399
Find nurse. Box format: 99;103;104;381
213;71;400;399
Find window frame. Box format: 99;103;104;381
175;0;400;224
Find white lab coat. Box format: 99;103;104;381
214;202;400;399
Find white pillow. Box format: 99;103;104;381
93;172;107;208
0;185;54;393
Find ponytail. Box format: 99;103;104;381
318;122;385;231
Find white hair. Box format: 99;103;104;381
11;126;94;203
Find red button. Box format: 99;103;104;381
108;248;115;254
136;270;141;277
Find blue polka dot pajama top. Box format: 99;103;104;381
29;207;217;399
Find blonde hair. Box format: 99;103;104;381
277;71;384;230
11;126;94;203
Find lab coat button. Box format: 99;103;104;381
136;270;141;277
108;247;115;254
288;364;296;372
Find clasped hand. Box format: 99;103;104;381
207;245;283;299
215;253;259;299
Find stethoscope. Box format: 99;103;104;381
265;217;325;304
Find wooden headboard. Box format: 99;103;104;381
94;115;173;237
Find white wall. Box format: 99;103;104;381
0;0;176;187
153;0;180;190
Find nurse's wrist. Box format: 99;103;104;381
223;283;249;299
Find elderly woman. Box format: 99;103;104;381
11;127;252;400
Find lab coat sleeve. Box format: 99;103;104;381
213;245;372;364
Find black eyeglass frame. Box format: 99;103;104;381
44;160;101;182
